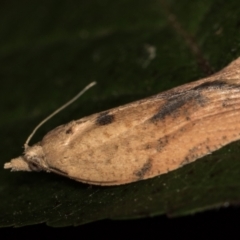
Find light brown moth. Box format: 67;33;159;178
4;58;240;185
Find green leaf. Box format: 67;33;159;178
1;0;240;227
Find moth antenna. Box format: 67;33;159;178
24;81;97;148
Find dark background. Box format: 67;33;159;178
2;208;240;238
1;0;240;237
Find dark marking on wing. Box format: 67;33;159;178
157;136;169;152
134;159;152;179
96;112;115;126
150;79;240;122
193;80;229;91
66;127;73;134
151;91;204;121
193;79;240;91
180;139;214;167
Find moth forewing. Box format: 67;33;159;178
4;58;240;185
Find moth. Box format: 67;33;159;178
4;58;240;185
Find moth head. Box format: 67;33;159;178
4;144;47;172
4;82;96;176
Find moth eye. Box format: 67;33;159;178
28;162;42;172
